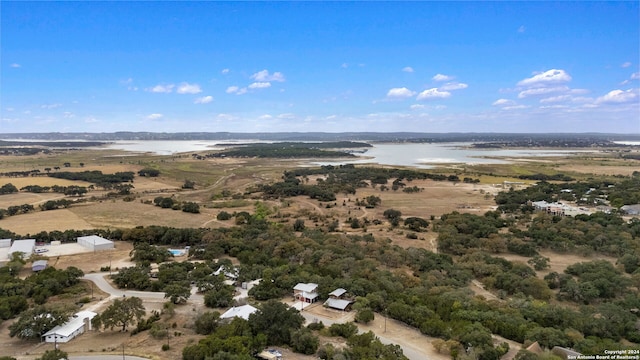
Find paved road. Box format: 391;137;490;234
70;356;149;360
83;274;430;360
83;272;204;303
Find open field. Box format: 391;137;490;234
0;146;637;359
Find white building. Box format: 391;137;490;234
42;310;97;343
293;283;319;303
0;239;11;248
77;235;114;251
220;304;258;321
8;239;35;259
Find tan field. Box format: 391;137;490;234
0;147;635;360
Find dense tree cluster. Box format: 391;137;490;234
0;183;18;195
48;170;134;186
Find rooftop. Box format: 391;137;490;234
43;311;97;338
220;304;258;321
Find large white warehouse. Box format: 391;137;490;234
8;239;36;259
77;235;114;251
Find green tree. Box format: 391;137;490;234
164;282;192;304
194;311;220;335
248;299;304;345
290;328;319;354
293;219;306;231
355;308;375;324
182;202;200;213
36;349;68;360
93;296;145;332
383;209;402;227
9;306;71;339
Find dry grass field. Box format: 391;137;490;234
0;146;635;360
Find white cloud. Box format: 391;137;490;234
622;62;632;68
63;111;75;118
10;63;21;68
518;25;526;33
410;104;425;110
41;103;62;109
221;68;230;74
540;95;571;103
502;105;530;110
517;69;572;87
148;84;174;93
432;74;453;82
258;114;273;120
277;113;295;119
631;72;640;80
492;99;515;106
596;89;638;104
417;88;451;100
341;63;349;69
146;113;163;120
386;87;416;99
402;66;414;73
440;82;468;91
177;82;202;94
194;96;214;104
251;70;285;82
248;82;271;89
84;116;99;123
518;86;569;98
226;86;247;95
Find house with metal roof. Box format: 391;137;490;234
42;310;96;343
293;283;319;303
219;304;258;321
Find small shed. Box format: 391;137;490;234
324;298;353;311
77;235;114;251
32;260;48;272
8;239;36;259
43;310;96;343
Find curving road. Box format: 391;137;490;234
83;273;431;360
83;272;204;306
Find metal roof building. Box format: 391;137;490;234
42;310;96;343
8;239;35;259
220;304;258;321
32;260;48;272
77;235;114;251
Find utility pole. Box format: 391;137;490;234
122;343;125;360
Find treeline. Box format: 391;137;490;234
1;259;84;322
100;213;637;356
49;170;134;184
207;143;357;159
495;178;640;212
254;164;469;201
22;184;88;196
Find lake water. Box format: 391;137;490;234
99;140;599;168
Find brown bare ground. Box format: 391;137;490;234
68;201;214;229
0;208;95;233
556;163;640;176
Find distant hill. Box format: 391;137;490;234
1;132;639;143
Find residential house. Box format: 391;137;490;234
219;304;258;321
293;283;319;303
325;288;352;311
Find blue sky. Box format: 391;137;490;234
2;1;639;134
